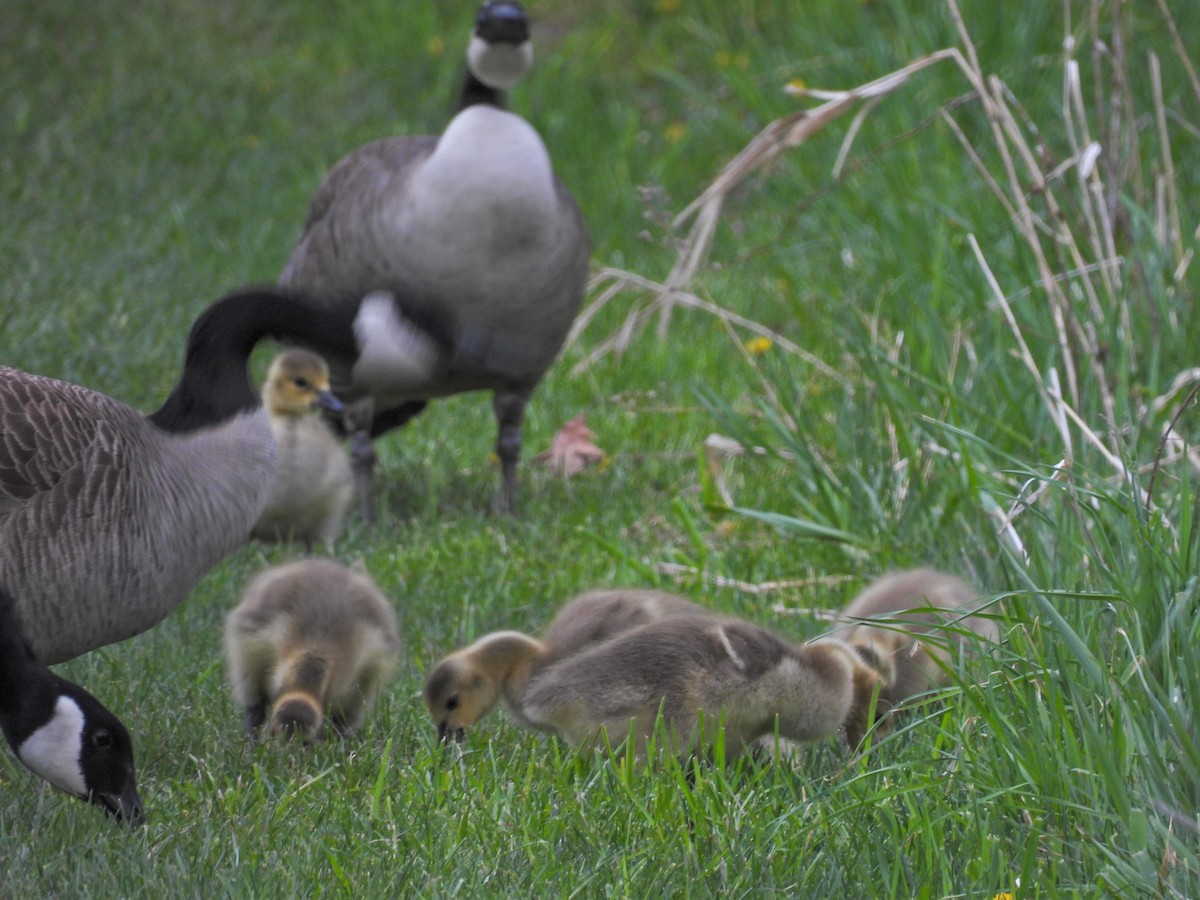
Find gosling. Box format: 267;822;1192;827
225;559;401;741
251;350;354;551
837;568;997;708
519;615;887;761
424;588;710;742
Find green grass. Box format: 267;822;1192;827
3;0;1200;895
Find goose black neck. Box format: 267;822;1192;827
0;585;50;738
457;71;505;111
148;287;359;434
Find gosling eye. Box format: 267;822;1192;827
294;377;311;389
91;729;113;750
445;696;459;712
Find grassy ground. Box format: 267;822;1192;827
2;0;1199;895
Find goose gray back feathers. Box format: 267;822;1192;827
0;287;359;665
0;369;273;663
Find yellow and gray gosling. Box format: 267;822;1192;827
519;615;887;761
424;589;710;742
225;559;401;741
837;568;997;709
251;350;353;551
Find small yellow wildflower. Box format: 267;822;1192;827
745;336;773;356
714;49;733;68
785;78;808;96
663;121;687;143
655;0;681;12
427;35;445;59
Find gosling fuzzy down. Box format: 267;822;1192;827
251;350;354;550
520;616;887;760
424;589;710;741
225;559;401;741
837;568;997;708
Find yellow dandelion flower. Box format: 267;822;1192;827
745;336;773;356
664;121;687;143
655;0;681;12
992;894;1015;900
715;49;733;68
427;35;445;58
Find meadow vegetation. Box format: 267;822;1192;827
2;0;1198;895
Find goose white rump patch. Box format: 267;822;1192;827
18;695;87;798
352;292;442;395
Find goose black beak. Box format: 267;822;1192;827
437;720;466;744
315;389;346;415
94;784;145;827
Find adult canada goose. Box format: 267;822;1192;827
0;287;358;664
0;584;142;823
520;616;887;761
251;350;354;551
424;589;709;742
837;568;997;708
278;0;590;517
225;559;401;741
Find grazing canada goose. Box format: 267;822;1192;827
837;568;997;708
0;584;142;823
424;589;709;742
225;559;401;741
251;350;354;551
520;616;887;761
278;0;590;516
0;286;359;664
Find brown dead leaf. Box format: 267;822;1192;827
534;414;605;477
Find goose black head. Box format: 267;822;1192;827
18;677;143;825
464;1;533;99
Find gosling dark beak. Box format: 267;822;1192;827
437;721;465;744
315;389;345;415
94;783;145;827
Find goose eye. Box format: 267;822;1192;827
294;377;311;389
445;696;459;711
91;729;113;749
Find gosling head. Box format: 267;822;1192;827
269;692;324;743
423;657;500;744
17;680;143;825
467;1;533;91
262;349;345;419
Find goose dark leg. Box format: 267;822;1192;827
492;389;529;516
344;399;378;528
344;398;430;525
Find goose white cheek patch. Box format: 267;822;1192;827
18;695;87;798
467;35;533;90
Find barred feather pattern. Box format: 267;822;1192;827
0;367;276;664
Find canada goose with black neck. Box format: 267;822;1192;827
0;287;356;664
278;0;589;517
